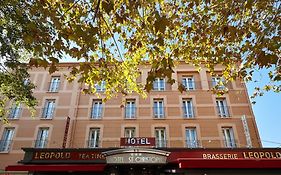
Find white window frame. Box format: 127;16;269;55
23;78;30;86
91;100;103;119
216;99;229;117
155;128;166;148
49;76;60;92
124;127;136;138
42;100;55;119
185;128;198;148
9;104;21;119
212;77;225;90
182;99;194;118
125;100;136;119
222;127;236;148
35;128;49;148
182;76;195;90
0;128;14;152
153;78;165;91
88;128;100;148
95;81;106;92
153;99;164;118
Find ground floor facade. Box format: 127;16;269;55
5;148;281;175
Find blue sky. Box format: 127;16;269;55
246;70;281;148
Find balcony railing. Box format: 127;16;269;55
216;105;230;117
87;140;100;148
185;140;201;148
0;140;12;151
34;139;48;148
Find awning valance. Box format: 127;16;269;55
178;158;281;169
5;164;106;172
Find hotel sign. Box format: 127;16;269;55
106;152;167;164
120;137;155;146
102;148;170;164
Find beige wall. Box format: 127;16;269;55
0;63;261;169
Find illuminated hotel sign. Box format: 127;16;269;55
106;153;167;164
102;148;170;164
120;137;155;146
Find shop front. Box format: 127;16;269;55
5;147;281;175
5;137;281;175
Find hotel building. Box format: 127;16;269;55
1;63;280;175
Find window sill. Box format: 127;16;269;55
40;118;53;120
219;116;231;118
0;151;10;154
46;91;59;93
153;117;166;120
124;118;137;120
90;118;102;120
183;117;196;119
6;118;20;120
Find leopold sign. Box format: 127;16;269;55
120;137;155;146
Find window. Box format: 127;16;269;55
222;127;236;148
153;78;165;91
8;104;21;119
125;100;136;119
155;128;166;148
95;81;106;92
212;77;225;90
124;127;136;138
182;76;195;90
88;128;100;148
49;76;60;92
216;99;229;117
91;100;103;119
185;128;199;148
23;78;30;86
35;128;49;148
0;128;14;152
182;99;194;118
153;99;164;118
42;100;55;119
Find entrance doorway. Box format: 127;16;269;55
107;165;163;175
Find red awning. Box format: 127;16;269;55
5;164;106;172
178;158;281;169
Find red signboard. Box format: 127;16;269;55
120;137;155;146
62;116;70;148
